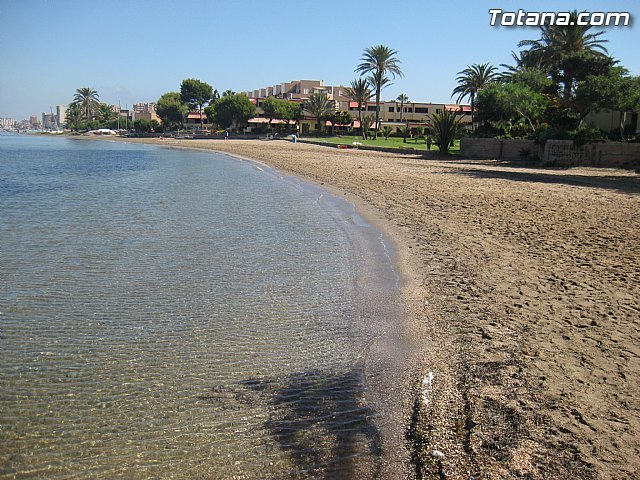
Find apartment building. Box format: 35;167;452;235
247;80;348;103
244;79;471;133
0;118;16;128
133;103;160;122
354;101;473;128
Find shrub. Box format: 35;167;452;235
569;127;608;147
431;110;465;154
534;125;571;145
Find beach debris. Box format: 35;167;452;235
430;449;446;459
421;371;434;406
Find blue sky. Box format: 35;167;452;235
1;0;638;120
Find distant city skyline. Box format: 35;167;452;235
1;0;638;120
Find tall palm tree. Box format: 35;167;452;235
73;87;100;121
452;63;498;131
304;92;334;135
356;45;403;139
344;78;372;140
396;93;409;123
518;11;609;98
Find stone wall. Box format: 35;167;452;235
544;140;640;169
461;137;640;169
500;139;539;161
591;142;640;169
460;137;502;159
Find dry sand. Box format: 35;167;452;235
111;137;639;479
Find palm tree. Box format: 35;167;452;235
431;109;465;154
518;10;609;98
304;92;334;135
356;45;403;139
396;93;409;123
97;103;115;127
452;63;498;131
73;87;100;121
344;78;372;140
65;103;84;132
499;51;541;81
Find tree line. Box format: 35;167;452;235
67;15;639;150
454;10;640;143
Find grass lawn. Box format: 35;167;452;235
303;135;461;153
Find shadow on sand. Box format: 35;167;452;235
420;156;640;195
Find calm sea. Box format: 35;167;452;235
0;134;402;479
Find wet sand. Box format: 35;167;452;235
109;137;639;479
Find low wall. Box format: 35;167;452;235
544;140;640;169
461;137;640;169
500;139;539;161
460;137;502;159
590;142;640;169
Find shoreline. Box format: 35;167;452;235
92;136;639;479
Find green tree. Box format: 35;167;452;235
260;96;299;130
180;78;214;128
304;92;334;135
72;87;99;121
476;82;548;133
97;103;115;127
518;11;610;99
356;45;403;139
134;119;152;133
206;93;256;131
65;103;84;131
328;111;353;135
452;63;498;131
157;92;188;130
344;78;372;140
574;68;640;137
431;109;465;154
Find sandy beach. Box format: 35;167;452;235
109;137;639;479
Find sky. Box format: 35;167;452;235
0;0;638;120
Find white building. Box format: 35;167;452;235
56;105;66;127
0;118;16;128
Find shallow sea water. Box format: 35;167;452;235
0;134;401;479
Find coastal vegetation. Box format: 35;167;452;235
460;10;640;143
156;92;188;131
304;92;334;135
180;78;214;129
344;78;372;140
355;45;404;139
72;87;100;121
205;93;256;131
258;96;299;128
61;16;638;149
452;63;498;132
